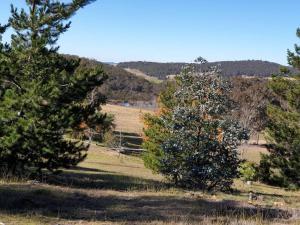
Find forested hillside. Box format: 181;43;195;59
64;55;161;102
118;60;298;79
64;56;290;104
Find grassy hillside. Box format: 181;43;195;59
124;68;163;84
0;145;299;225
102;104;268;163
64;55;162;102
118;60;298;79
0;103;297;224
102;104;154;134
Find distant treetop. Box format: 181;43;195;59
117;60;298;79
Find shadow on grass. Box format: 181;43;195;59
45;167;165;191
86;162;143;169
0;183;295;223
69;166;112;173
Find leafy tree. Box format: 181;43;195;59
144;63;248;191
0;0;107;176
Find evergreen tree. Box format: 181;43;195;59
259;29;300;188
142;81;176;172
288;28;300;70
144;63;248;191
0;0;107;176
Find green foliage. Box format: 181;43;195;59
72;112;115;143
238;161;258;182
259;76;300;188
287;28;300;70
144;63;248;191
142;82;176;172
0;0;107;176
259;29;300;188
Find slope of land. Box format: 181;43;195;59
118;60;298;79
102;104;268;163
0;104;297;224
102;104;154;134
124;68;163;84
0;145;299;225
64;55;162;102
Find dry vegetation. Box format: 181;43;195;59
124;68;163;84
1;104;299;225
0;146;299;225
102;104;154;134
102;104;269;162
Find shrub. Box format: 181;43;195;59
238;161;258;182
144;61;249;191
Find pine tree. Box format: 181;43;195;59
142;82;176;172
0;23;9;98
145;63;248;191
288;28;300;70
259;29;300;188
0;0;107;176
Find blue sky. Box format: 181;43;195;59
1;0;300;64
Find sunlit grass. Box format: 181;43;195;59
0;146;299;225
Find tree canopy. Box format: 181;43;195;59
0;0;107;176
143;63;248;191
259;28;300;189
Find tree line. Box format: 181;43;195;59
118;60;298;80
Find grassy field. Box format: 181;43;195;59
102;104;268;163
124;68;163;84
0;145;299;225
1;104;299;224
102;104;154;135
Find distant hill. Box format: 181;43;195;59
104;62;118;66
123;68;163;84
61;56;298;104
64;55;161;102
117;60;298;79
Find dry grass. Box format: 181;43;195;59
102;104;154;134
0;146;299;225
239;144;269;163
102;104;269;163
1;105;298;224
124;68;163;84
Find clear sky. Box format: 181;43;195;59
1;0;300;65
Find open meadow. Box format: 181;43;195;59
0;104;299;225
102;104;269;163
102;104;154;135
0;145;299;225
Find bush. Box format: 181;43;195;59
103;131;119;148
238;161;258;182
147;62;248;191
